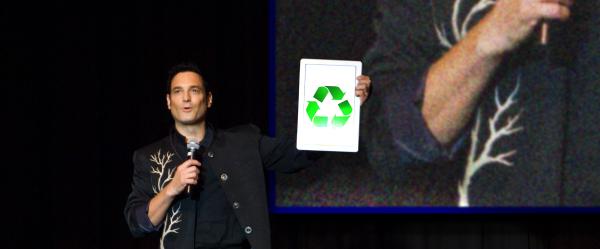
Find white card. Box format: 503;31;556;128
296;58;362;152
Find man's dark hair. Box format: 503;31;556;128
166;62;211;94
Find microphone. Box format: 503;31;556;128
540;22;549;45
186;138;200;194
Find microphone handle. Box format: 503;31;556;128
187;150;194;194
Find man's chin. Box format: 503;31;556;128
179;120;202;126
176;117;204;126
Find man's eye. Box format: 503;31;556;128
191;88;200;93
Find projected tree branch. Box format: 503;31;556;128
433;0;524;206
458;81;523;206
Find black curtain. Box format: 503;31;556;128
6;1;267;248
3;1;599;249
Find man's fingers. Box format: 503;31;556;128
355;89;367;97
560;0;573;7
356;76;371;88
356;80;370;97
356;75;368;80
187;159;201;166
542;0;573;7
356;76;371;83
185;166;200;176
184;178;197;185
356;89;369;106
184;173;199;184
180;159;201;169
356;80;371;96
177;161;201;184
537;3;571;21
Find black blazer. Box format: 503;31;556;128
124;124;315;249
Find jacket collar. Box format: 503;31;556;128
169;123;215;161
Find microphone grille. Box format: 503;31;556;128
187;138;200;150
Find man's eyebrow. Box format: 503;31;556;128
171;85;202;91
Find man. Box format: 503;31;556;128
124;62;371;249
363;0;599;206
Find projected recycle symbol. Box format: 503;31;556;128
306;85;353;128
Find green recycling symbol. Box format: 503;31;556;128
306;86;353;127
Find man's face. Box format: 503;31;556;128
167;71;212;126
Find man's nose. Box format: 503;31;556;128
183;91;191;102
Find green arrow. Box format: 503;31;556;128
326;86;345;100
306;101;320;120
332;115;350;127
308;85;352;128
313;116;328;127
337;100;352;115
313;86;329;102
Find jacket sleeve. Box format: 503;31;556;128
361;0;466;172
258;134;323;174
123;150;161;237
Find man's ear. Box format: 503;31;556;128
207;92;213;108
166;94;171;110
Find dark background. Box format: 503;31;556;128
4;1;599;249
274;0;388;207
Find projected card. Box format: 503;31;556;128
296;58;362;152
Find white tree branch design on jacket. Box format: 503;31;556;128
432;0;524;206
160;203;182;249
149;150;182;249
150;149;175;194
